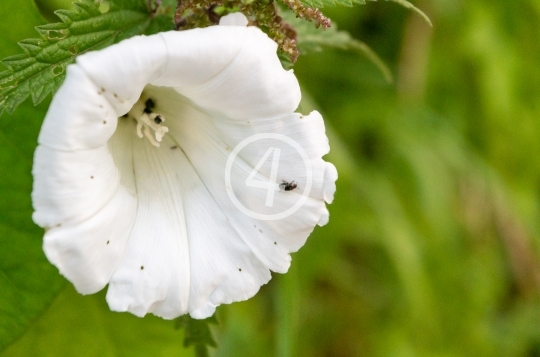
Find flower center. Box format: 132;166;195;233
125;97;169;147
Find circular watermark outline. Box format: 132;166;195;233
225;133;312;221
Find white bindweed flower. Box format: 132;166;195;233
32;13;337;319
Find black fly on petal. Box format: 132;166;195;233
279;180;298;191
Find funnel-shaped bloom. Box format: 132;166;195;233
32;14;337;319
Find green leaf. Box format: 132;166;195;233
108;0;149;12
0;83;66;354
283;11;393;83
274;265;300;357
0;221;66;354
0;0;172;351
298;0;365;8
297;0;432;27
175;315;218;357
279;52;294;70
144;14;175;36
386;0;432;26
1;287;194;357
0;0;174;116
0;0;67;352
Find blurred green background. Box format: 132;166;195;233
1;0;540;356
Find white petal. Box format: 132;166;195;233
323;162;338;204
106;123;191;319
177;160;272;319
33;24;337;321
106;118;270;319
174;143;272;317
40;121;138;294
43;187;136;294
76;35;169;116
154;27;301;120
38;65;118;151
219;12;249;27
32;145;119;227
212;110;332;202
149;87;330;272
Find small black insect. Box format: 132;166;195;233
144;98;155;114
280;180;298;191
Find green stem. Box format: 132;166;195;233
275;262;300;357
194;344;209;357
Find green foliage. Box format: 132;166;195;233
298;0;431;27
108;0;149;12
281;10;392;82
1;287;195;357
387;0;431;26
298;0;366;9
0;0;173;116
278;52;294;70
175;315;218;357
0;1;65;352
270;1;540;356
1;0;540;357
0;99;66;353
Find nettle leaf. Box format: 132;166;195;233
1;287;196;356
108;0;149;12
0;97;66;353
298;0;431;27
0;0;67;352
175;315;218;357
283;11;393;83
0;0;174;116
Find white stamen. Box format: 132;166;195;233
133;111;169;147
136;122;144;138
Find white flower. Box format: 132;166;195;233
31;14;337;319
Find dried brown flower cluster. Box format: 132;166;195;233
279;0;330;29
173;0;330;63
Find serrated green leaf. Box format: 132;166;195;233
282;10;393;83
108;0;149;12
17;40;43;57
72;1;103;17
2;55;31;71
175;315;218;357
0;0;174;116
53;9;76;25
